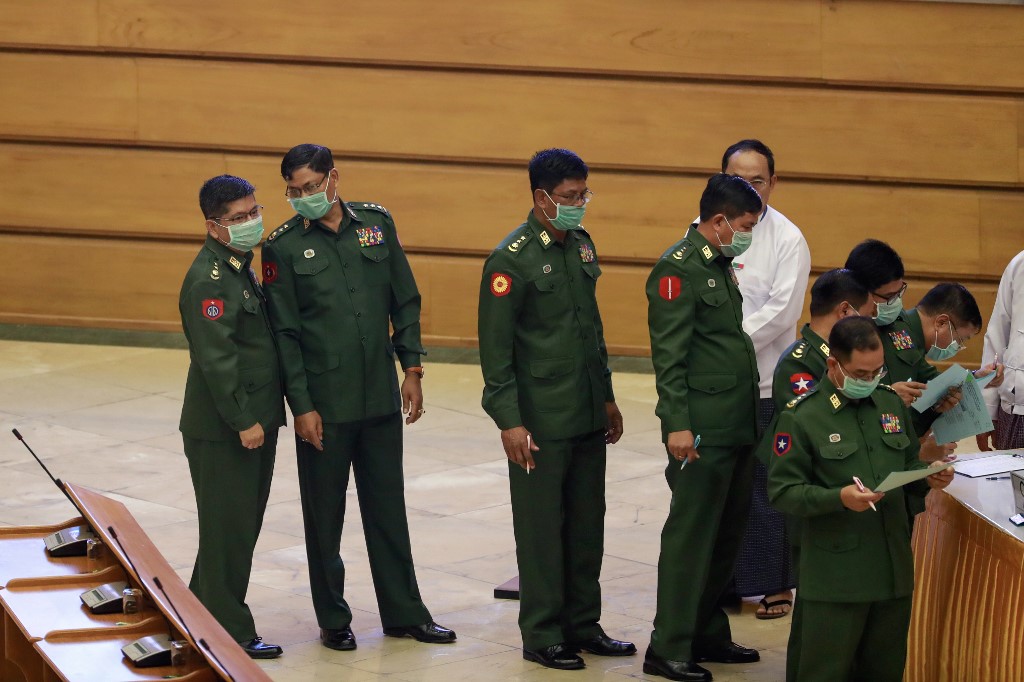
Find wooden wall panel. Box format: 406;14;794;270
1;1;1021;92
1;53;1020;186
3;143;1023;284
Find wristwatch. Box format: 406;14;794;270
404;366;425;378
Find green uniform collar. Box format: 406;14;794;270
526;211;558;250
801;324;831;359
685;224;720;263
819;374;893;413
204;235;250;273
903;308;926;346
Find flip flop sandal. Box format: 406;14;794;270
755;597;793;620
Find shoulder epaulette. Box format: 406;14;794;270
666;241;694;263
349;201;391;217
784;391;813;410
506;231;531;255
790;340;809;359
267;215;302;242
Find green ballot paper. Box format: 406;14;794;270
873;461;955;493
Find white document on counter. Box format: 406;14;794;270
953;453;1024;478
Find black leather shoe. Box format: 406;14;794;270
321;627;357;651
523;643;585;670
382;621;456;643
570;632;637;656
240;637;282;659
693;641;760;664
643;646;712;681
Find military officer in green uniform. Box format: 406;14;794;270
767;316;954;681
478;148;633;671
179;175;284;659
260;144;454;651
644;174;763;682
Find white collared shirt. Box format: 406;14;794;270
983;250;1024;418
734;206;811;398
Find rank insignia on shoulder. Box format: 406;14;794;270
201;298;224;321
790;373;815;395
786;398;798;408
263;261;278;283
791;344;806;359
228;256;242;271
508;234;530;252
881;413;902;433
672;246;688;260
659;275;682;301
829;433;841;443
701;245;714;260
889;329;914;350
773;433;792;457
356;225;384;247
490;272;512;297
539;231;552;246
210;268;220;281
829;393;842;410
579;243;595;263
303;249;315;259
819;342;830;357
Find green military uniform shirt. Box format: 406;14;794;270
773;324;831;413
260;201;424;422
880;308;940;433
646;225;758;445
179;236;285;440
478;212;613;440
767;377;929;603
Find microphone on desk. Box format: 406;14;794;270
12;428;79;508
108;525;235;680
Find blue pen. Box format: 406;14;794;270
681;434;701;470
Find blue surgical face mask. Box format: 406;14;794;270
541;191;585;231
873;297;903;327
926;320;963;361
836;363;882;400
214;215;264;252
718;217;752;257
288;170;338;220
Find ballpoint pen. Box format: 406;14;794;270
681;434;701;470
852;476;877;512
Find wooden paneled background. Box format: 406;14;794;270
1;0;1022;360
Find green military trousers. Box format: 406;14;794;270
296;412;431;629
794;596;911;682
184;429;277;642
650;444;754;661
508;429;607;650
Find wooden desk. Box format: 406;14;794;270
0;484;271;682
907;477;1024;681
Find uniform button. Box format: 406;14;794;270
356;312;362;317
350;287;356;292
576;305;582;311
343;262;349;268
361;336;367;342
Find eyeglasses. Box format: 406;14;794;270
949;320;967;350
549;189;594;206
213;205;263;224
285;174;329;199
746;179;768;188
871;282;908;305
840;363;888;382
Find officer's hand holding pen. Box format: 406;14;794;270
295;410;324;451
667;430;699;469
501;426;539;472
841;481;883;512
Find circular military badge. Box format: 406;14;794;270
490;272;512;297
201;298;224;320
263;261;278;284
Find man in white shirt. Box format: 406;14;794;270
721;139;810;619
979;251;1021;450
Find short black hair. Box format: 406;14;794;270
721;139;775;177
810;269;869;317
844;239;905;292
829;316;883;364
199;175;255;219
528;148;588;193
918;283;983;329
281;143;334;180
698;173;763;222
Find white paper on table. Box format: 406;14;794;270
953;454;1024;478
874;462;955;493
930;373;994;445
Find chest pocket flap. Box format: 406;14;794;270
242;296;260;314
881;433;911;450
532;272;567;293
530;356;574;379
582;262;602;280
359;244;390;263
239;365;274;392
700;289;728;307
819;441;858;460
688;373;737;394
293;254;330;276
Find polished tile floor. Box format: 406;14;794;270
0;338;797;680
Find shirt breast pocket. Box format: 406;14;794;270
818;441;858;461
360;245;391;286
699;288;732;330
881;433;911;451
